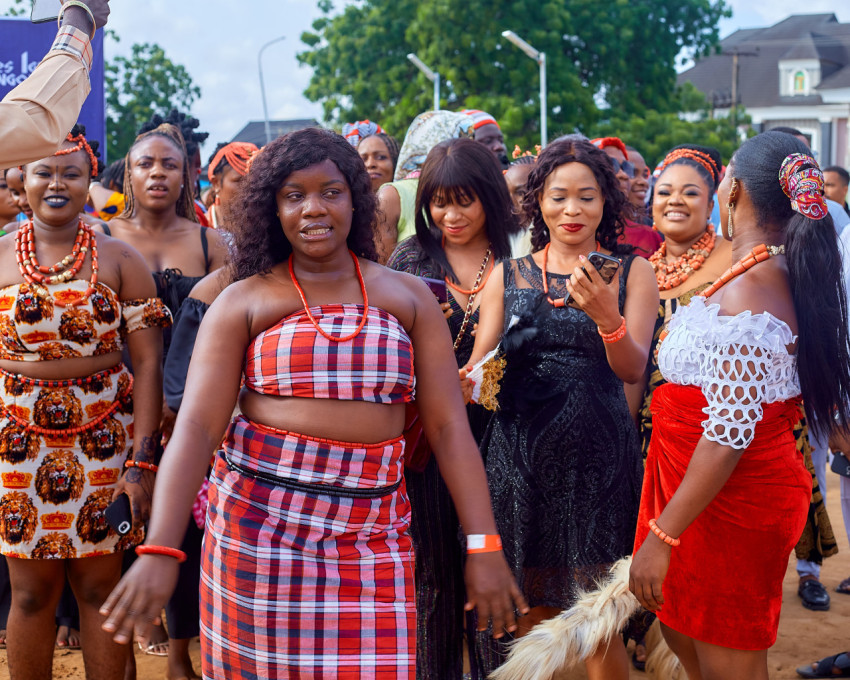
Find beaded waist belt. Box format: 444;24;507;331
0;364;132;435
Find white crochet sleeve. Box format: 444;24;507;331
701;342;772;450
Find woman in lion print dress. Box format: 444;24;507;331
0;127;170;679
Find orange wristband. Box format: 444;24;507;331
135;544;187;563
467;534;503;554
649;518;681;547
598;316;627;343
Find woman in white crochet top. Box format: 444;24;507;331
629;131;850;680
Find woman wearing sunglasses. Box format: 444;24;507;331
592;137;661;259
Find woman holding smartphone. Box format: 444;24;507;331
386;137;516;679
465;138;658;679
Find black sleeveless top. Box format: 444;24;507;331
102;224;212;356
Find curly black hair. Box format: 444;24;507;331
228;128;379;281
138;109;208;160
69;123;103;177
521;138;630;254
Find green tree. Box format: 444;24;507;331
591;89;754;167
298;0;729;150
105;42;201;161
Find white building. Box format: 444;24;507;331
680;13;850;167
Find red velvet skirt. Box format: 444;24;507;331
634;383;810;650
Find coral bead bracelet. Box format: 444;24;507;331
649;518;681;547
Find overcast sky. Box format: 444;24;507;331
4;1;849;158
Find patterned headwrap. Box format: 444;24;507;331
342;120;384;147
207;142;259;182
461;109;500;130
658;147;721;188
394;111;474;181
591;137;629;160
779;153;828;220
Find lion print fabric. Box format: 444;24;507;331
0;364;142;558
0;279;171;362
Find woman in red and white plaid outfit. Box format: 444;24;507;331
100;127;527;679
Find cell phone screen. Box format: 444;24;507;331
31;0;63;23
421;277;448;304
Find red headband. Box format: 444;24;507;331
591;137;628;160
658;148;720;186
53;133;98;178
208;142;260;182
779;153;828;220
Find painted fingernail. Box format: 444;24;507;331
579;254;586;261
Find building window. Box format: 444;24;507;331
794;71;806;94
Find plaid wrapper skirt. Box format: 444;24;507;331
200;415;415;679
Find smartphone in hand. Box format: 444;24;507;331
31;0;63;23
105;493;133;536
564;251;621;309
421;277;448;304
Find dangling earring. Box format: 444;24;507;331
726;178;738;239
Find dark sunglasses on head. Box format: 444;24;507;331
607;157;635;178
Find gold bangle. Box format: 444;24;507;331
57;1;96;40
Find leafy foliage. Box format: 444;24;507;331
591;87;754;167
105;42;201;161
298;0;730;149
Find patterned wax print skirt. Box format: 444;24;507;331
200;415;415;680
0;364;140;558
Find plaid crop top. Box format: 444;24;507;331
244;304;415;403
0;280;171;362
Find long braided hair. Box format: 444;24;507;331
120;123;198;222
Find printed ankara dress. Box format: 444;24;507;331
0;279;170;558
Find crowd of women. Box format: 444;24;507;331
0;100;849;680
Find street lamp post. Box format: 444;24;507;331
502;30;547;147
407;53;440;111
258;36;286;145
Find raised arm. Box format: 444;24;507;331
406;275;528;636
0;0;110;168
566;255;659;383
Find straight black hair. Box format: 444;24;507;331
733;130;850;434
414;138;518;283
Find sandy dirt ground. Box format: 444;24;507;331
0;473;848;679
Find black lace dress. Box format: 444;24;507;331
387;236;493;680
485;254;643;608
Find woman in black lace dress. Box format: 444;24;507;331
466;138;658;679
387;138;517;680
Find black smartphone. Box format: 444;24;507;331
421;277;448;304
105;493;132;536
564;251;621;309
